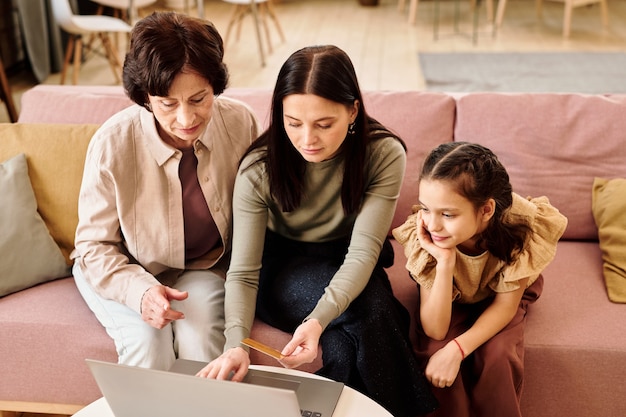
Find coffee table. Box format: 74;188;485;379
73;364;393;417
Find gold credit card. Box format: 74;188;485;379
241;338;285;360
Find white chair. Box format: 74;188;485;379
223;0;285;56
397;0;419;25
400;0;494;28
535;0;609;37
90;0;158;23
51;0;132;85
494;0;608;37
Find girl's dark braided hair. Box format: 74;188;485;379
420;142;531;264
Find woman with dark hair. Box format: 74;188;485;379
71;12;260;370
198;45;438;417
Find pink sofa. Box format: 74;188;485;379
1;85;625;417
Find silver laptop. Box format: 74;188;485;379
86;358;344;417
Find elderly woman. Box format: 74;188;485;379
71;12;260;370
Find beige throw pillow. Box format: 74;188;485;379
592;177;626;303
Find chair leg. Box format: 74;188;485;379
256;6;271;54
495;0;508;29
224;2;266;66
224;4;243;46
72;36;83;85
249;1;266;67
599;0;609;28
433;0;440;39
100;33;122;84
563;1;573;37
473;0;481;44
60;35;75;85
454;0;461;33
0;57;18;122
235;6;247;42
266;0;286;42
485;0;494;22
408;0;419;24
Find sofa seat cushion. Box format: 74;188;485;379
454;93;626;241
521;241;626;417
525;241;626;350
0;277;117;405
0;124;99;263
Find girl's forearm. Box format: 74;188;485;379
420;264;454;339
455;281;527;356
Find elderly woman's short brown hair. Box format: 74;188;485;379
123;11;229;108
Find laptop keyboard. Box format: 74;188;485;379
301;410;322;417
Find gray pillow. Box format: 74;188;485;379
0;153;69;297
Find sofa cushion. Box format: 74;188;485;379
454;93;626;241
18;85;133;124
361;91;456;230
522;240;626;417
0;123;100;262
592;177;626;303
0;277;117;405
0;153;69;296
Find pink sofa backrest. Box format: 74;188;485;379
18;85;133;124
455;93;626;241
362;91;456;229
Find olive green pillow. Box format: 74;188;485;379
0;153;69;297
592;177;626;303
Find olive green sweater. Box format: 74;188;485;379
223;136;407;351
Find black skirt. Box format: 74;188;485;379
256;230;438;417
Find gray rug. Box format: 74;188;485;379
419;52;626;93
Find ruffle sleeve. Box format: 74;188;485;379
392;207;438;289
489;194;568;292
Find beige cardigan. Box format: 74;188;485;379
72;97;260;313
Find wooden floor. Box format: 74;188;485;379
3;0;626;416
2;0;626;124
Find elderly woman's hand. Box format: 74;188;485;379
140;284;188;329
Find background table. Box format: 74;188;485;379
73;365;393;417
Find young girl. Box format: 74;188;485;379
393;142;567;417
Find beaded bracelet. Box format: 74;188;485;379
453;338;466;359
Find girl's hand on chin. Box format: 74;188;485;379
417;213;455;267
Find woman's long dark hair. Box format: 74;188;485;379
242;45;405;215
420;142;531;264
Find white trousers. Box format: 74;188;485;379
73;263;225;370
